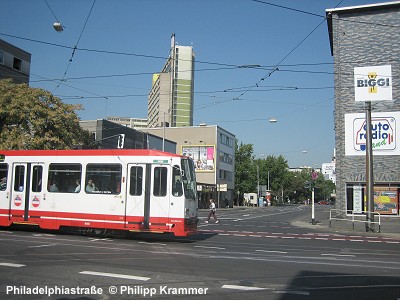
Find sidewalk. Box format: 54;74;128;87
292;205;400;239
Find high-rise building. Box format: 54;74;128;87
148;34;195;128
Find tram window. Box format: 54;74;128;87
85;164;122;195
153;167;167;197
172;165;183;197
129;166;143;196
0;163;8;191
48;164;82;193
32;166;43;192
14;165;25;192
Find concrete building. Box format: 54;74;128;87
141;125;235;208
148;34;195;128
80;119;175;152
327;2;400;216
0;39;31;84
106;116;148;129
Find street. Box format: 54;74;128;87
0;205;399;300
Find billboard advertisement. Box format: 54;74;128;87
345;112;400;156
354;65;392;101
373;187;398;215
181;145;215;172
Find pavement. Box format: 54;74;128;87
291;204;400;239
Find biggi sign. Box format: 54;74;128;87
354;65;392;102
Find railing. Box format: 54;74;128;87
329;209;381;233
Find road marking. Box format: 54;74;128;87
385;241;400;244
222;284;268;291
28;244;54;248
194;246;226;250
0;263;26;268
138;241;166;246
274;290;309;295
256;250;288;254
321;254;355;257
80;271;150;281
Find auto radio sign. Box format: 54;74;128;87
345;112;400;155
354;65;392;101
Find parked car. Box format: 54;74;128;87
318;200;331;205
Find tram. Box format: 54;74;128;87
0;149;198;236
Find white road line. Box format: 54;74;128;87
138;241;166;246
385;241;400;244
28;244;54;248
80;271;150;281
321;254;355;257
0;263;26;268
256;250;288;254
194;246;226;250
350;240;364;242
274;290;309;295
222;284;268;291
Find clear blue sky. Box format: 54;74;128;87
0;0;385;167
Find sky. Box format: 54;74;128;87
0;0;388;167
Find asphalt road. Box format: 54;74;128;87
0;205;399;300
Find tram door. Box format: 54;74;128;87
10;163;45;223
10;163;29;221
125;164;147;229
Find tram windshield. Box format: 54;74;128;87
181;158;197;200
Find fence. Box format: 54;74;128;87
329;209;381;233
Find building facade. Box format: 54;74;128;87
141;125;235;208
147;34;195;128
80;119;175;152
327;2;400;216
106;116;148;129
0;39;31;84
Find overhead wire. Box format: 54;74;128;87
53;0;97;92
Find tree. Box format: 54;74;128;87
234;142;255;205
0;79;91;149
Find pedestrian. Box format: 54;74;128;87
205;199;219;223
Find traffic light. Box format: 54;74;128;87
117;134;125;149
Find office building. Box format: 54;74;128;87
327;2;400;216
148;34;195;128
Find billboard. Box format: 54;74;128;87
354;65;392;101
345;112;400;156
181;145;215;172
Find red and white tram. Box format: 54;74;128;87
0;149;198;236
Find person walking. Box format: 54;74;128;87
205;199;219;223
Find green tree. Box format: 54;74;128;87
0;79;91;149
234;142;256;204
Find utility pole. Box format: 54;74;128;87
365;101;374;232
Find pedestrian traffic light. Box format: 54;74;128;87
117;134;125;149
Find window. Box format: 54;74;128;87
13;57;22;71
129;166;143;196
32;166;43;192
153;167;167;197
0;163;8;191
85;164;122;194
48;164;82;193
14;165;25;192
172;165;183;197
0;51;4;65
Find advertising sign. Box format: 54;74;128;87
354;65;392;101
345;112;400;156
373;187;398;215
353;186;363;213
182;145;215;172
